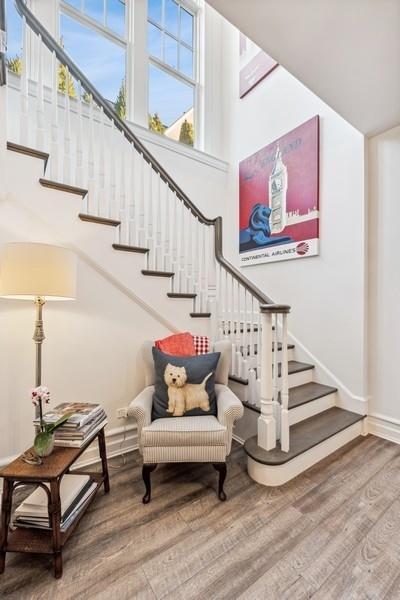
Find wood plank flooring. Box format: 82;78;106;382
1;435;400;600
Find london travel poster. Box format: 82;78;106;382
239;115;319;266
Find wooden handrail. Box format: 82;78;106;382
14;0;286;310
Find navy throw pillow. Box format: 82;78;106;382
152;347;220;420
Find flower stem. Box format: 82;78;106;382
39;398;44;432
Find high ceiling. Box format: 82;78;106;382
207;0;400;136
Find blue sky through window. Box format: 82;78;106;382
60;13;125;102
149;63;193;127
6;0;22;59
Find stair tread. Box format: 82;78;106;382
112;243;149;254
40;179;88;197
229;360;314;385
167;293;197;299
7;141;49;164
244;407;364;465
190;312;211;318
79;214;121;227
142;270;174;278
282;382;337;409
242;382;337;413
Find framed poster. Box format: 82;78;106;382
239;115;319;266
239;33;278;98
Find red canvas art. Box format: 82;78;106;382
239;34;278;98
239;116;319;265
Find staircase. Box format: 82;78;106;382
0;0;367;486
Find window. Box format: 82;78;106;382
5;0;23;75
60;2;126;114
147;0;196;147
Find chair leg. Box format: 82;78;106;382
213;463;227;501
142;464;157;504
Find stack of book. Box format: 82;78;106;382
35;402;107;448
13;474;97;532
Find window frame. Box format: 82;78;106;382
147;0;200;148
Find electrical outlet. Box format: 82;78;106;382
116;407;128;419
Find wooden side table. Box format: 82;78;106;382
0;426;109;579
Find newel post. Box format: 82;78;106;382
258;304;291;452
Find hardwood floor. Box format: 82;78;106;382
1;435;400;599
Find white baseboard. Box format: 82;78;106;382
368;414;400;445
0;424;139;471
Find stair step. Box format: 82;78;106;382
244;407;364;466
229;360;314;385
282;382;337;410
167;293;197;299
7;141;49;168
79;214;121;227
142;270;174;278
190;312;211;318
112;243;149;254
241;381;337;413
40;179;88;197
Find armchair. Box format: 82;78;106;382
128;340;243;503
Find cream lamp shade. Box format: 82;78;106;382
0;243;77;300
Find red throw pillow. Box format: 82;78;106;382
193;335;210;355
155;332;196;356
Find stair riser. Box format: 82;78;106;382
228;367;314;401
247;420;365;486
288;392;337;425
287;369;314;388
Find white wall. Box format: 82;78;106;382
368;125;400;426
218;22;368;405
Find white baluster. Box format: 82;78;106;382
235;282;243;374
160;175;166;270
272;313;280;438
223;269;229;338
133;151;141;246
98;107;106;216
203;225;210;312
248;368;257;405
280;312;290;452
75;83;84;189
258;308;276;451
36;36;45;150
127;148;135;246
196;220;203;309
241;290;249;379
166;187;174;272
20;17;29;145
63;66;72;184
109;122;117;220
119;139;126;244
49;52;59;181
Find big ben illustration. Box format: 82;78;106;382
269;145;288;234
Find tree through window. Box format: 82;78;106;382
147;0;196;147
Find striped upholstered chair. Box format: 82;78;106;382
128;340;243;503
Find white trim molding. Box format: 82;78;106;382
368;414;400;445
287;331;368;415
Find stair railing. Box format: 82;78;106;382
11;0;291;452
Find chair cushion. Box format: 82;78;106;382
142;416;227;447
152;347;220;420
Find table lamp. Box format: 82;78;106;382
0;243;77;409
